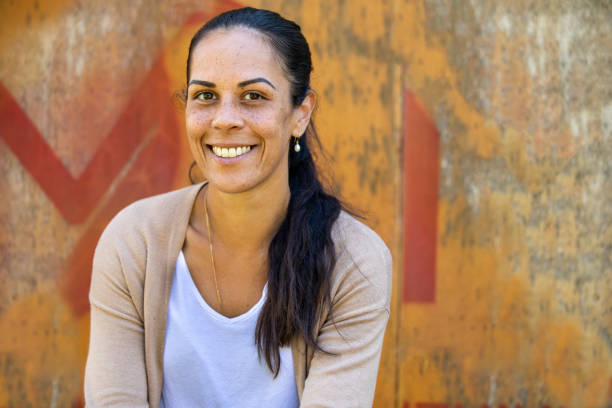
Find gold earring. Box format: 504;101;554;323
293;136;301;152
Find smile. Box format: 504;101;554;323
211;145;252;158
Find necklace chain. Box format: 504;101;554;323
204;192;223;309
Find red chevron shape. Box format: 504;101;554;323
59;118;180;316
0;58;170;224
57;2;244;316
0;0;244;226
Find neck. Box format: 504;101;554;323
203;178;290;254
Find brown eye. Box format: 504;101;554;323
196;91;216;101
244;92;263;101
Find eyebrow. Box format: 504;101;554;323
238;77;276;90
187;77;276;90
188;79;215;88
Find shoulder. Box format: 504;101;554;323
330;211;393;310
100;184;202;243
332;211;391;258
90;183;203;304
95;183;203;261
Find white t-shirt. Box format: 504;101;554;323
160;251;299;408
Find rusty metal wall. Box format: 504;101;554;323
1;1;610;407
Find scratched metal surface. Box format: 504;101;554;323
0;0;610;407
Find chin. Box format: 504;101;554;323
206;176;259;195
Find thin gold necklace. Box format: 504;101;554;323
203;192;223;309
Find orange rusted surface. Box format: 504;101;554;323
1;0;610;407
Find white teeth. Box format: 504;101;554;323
211;145;251;158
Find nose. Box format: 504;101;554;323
211;98;243;131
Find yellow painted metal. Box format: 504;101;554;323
0;0;610;406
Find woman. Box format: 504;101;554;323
85;7;391;408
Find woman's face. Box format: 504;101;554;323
186;27;312;195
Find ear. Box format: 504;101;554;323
291;90;316;137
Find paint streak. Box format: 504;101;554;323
403;90;440;303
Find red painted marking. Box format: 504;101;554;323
56;2;243;317
59;122;179;316
0;0;242;226
403;91;439;302
1;49;179;319
415;403;449;408
0;64;164;224
55;53;176;314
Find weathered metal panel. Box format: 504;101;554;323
1;0;610;407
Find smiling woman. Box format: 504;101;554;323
84;7;392;408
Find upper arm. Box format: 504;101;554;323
84;224;149;408
300;222;393;408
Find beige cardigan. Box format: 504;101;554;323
84;183;392;407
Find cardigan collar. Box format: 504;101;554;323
146;181;207;407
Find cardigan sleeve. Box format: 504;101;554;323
299;215;393;407
84;216;149;408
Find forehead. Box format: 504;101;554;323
190;27;287;84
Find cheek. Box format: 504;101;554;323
185;111;210;165
245;107;294;140
241;108;271;127
185;108;210;139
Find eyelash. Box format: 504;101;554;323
193;91;267;102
